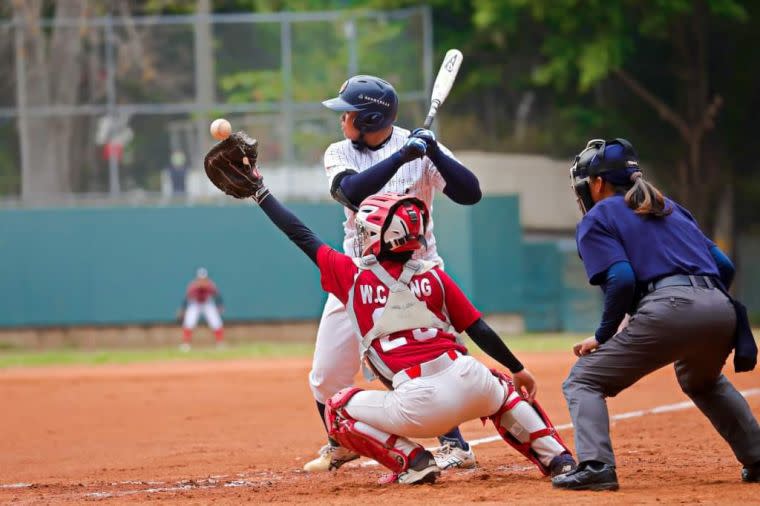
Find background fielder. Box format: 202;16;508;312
177;267;225;350
305;75;484;472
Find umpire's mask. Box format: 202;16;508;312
570;139;605;215
570;138;639;215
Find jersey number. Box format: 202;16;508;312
372;308;440;352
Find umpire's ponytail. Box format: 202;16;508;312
624;172;672;217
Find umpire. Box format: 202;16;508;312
552;138;760;491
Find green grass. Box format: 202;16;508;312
0;342;315;369
0;333;585;370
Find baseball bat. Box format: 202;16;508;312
423;49;463;129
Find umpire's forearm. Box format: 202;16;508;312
595;261;636;343
258;194;324;264
709;245;735;289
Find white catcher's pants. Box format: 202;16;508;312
183;301;223;330
309;294;361;403
344;355;566;466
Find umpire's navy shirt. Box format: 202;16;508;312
576;195;718;284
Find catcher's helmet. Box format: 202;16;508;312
355;193;429;256
570;138;639;215
322;75;399;133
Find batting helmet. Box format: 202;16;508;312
570;138;640;215
322;75;399;133
196;267;208;279
355;193;429;257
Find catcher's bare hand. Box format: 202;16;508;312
513;368;537;403
204;131;270;203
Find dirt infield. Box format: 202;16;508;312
1;352;759;505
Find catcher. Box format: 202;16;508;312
204;133;577;484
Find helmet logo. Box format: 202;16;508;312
339;79;348;94
357;94;390;108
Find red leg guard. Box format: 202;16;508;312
214;328;224;343
325;387;416;474
182;328;192;343
489;369;571;477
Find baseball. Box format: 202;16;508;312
210;118;232;140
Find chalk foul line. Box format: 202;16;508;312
358;387;760;467
2;388;758;497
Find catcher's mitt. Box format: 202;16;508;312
204;132;270;202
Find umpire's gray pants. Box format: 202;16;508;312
563;285;760;467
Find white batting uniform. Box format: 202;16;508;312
309;126;456;403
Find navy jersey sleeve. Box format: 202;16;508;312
709;245;735;289
576;215;630;285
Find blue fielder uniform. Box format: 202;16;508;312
576;195;717;285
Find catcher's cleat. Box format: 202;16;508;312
552;462;619;491
398;450;440;485
431;441;477;470
548;452;577;478
742;461;760;482
302;444;360;472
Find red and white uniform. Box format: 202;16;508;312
183;279;223;331
310;126;457;403
317;245;567;467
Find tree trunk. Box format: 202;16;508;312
612;2;723;231
13;0;87;201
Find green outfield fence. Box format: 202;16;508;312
0;196;605;332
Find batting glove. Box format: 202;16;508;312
398;136;428;162
410;128;438;155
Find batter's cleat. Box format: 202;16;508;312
742;462;760;482
179;343;191;352
552;461;619;491
431;441;477;470
302;444;360;472
398;450;440;485
549;452;577;478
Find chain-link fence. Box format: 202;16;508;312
0;7;432;206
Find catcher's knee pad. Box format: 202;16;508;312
488;369;571;476
325;387;415;474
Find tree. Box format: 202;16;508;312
472;0;749;230
12;0;89;199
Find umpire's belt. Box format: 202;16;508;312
393;349;462;388
645;274;715;295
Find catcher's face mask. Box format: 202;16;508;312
355;193;428;256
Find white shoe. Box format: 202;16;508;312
179;343;191;352
398;451;441;484
431;441;477;470
302;444;360;472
